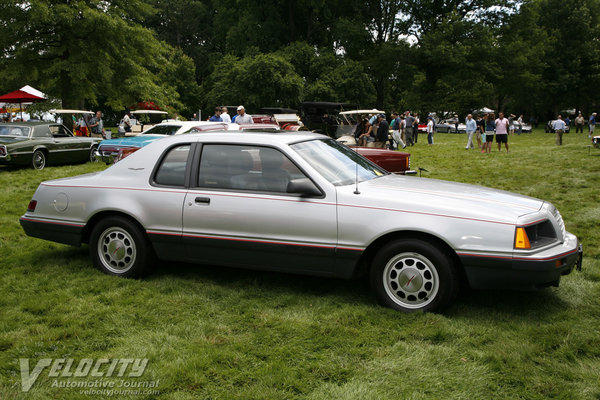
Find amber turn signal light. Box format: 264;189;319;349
515;227;531;249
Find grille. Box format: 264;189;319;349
552;207;566;240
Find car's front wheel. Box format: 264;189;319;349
370;239;458;312
89;146;98;163
89;217;152;277
32;149;46;170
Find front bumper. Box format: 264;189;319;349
459;232;582;290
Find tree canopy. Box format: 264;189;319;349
1;0;599;120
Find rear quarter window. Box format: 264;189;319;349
154;144;191;186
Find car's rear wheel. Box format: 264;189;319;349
32;149;46;170
370;239;458;312
89;217;152;277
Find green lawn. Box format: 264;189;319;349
1;129;599;399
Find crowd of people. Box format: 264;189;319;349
462;111;597;151
349;108;598;153
59;104;600;151
353;111;432;150
207;105;253;124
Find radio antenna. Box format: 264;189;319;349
353;158;360;195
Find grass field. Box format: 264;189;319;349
1;129;599;399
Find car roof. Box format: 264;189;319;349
159;130;326;146
154;120;205;127
0;122;59;126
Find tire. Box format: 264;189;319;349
89;216;153;278
89;146;98;163
370;239;458;312
32;149;46;170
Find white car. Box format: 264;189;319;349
21;131;582;312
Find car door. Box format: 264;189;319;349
182;143;338;276
48;124;86;162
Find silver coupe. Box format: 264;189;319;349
20;131;582;312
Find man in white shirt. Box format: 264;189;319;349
465;114;477;149
235;105;253;124
552;115;566;145
426;116;435;145
221;107;231;123
494;112;510;152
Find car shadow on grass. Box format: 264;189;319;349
36;246;571;317
150;260;372;304
450;287;569;320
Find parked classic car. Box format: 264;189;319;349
435;119;459;133
511;120;532;133
21;131;582;312
0;122;102;170
97;121;230;163
545;120;571;133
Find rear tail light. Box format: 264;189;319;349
27;200;37;212
116;147;139;162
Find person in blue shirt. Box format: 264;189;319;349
209;107;223;122
482;113;496;154
589;112;596;138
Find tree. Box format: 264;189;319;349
0;0;186;111
202;53;303;111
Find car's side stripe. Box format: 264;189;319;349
19;216;85;227
147;230;364;251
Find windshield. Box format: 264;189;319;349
142;125;182;135
0;125;31;137
291;139;387;186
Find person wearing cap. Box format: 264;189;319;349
209;107;223;122
235;105;253;124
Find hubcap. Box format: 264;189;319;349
33;152;45;169
97;227;136;274
383;252;439;309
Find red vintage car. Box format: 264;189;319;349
353;147;414;175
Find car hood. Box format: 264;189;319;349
345;174;544;224
99;135;165;148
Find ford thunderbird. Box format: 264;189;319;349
20;131;582;312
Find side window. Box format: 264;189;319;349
49;125;70;137
154;144;191;187
30;127;49;138
198;144;308;193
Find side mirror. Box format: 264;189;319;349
287;178;322;197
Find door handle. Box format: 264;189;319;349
195;197;210;205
